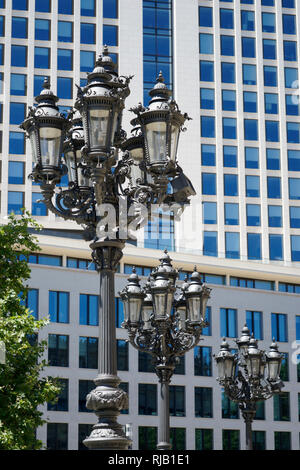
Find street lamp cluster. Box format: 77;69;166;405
20;46;284;452
215;325;284;450
20;47;195;450
120;250;211;450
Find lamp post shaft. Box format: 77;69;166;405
242;409;255;451
157;379;172;450
83;240;131;450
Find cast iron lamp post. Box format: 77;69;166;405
20;47;195;450
214;325;284;450
120;251;211;450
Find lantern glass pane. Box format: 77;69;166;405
247;356;261;378
268;360;281;381
141;305;152;329
29;130;39;164
88;108;109;148
187;296;201;322
130;147;144;162
225;357;235;379
77;151;92;187
170;124;180;162
40;127;62;167
217;358;226;380
129;298;142;323
145;121;167;164
177;306;187;330
64;150;77;183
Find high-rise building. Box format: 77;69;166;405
1;0;300;450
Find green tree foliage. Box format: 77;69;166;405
0;212;60;450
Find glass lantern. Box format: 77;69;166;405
244;337;264;380
215;339;236;381
266;339;282;382
119;268;145;325
185;268;211;324
151;265;175;319
21;78;68;182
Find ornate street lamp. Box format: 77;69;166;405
214;325;284;450
21;48;196;450
120;251;211;450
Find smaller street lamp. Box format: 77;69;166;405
214;325;284;450
120;251;211;450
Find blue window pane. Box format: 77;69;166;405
34;75;49;96
220;9;234;29
289;178;300;199
247;233;262;260
27;289;38;320
32;193;47;216
224;174;238;196
199;6;213;27
243;64;256;85
201;116;215;138
266;121;279;142
201;144;215;166
288;150;300;170
263;39;276;60
225;232;240;259
203;231;218;257
267;148;280;170
291;235;300;261
49;291;69;323
9;132;25;154
200;61;214;82
286;95;299;116
246;204;260;226
8;161;24;184
222;90;236;111
103;0;118;18
284;41;297;61
264;66;277;86
267;177;281;199
10;102;25;125
13;0;28;9
35;47;50;69
241;10;255;31
81;0;95;16
58;0;73;14
221;62;235;83
200;88;214;109
35;19;51;41
203;202;217;224
199;33;213;54
81;22;95;44
8;191;24;214
282;0;295;7
269;235;283;261
12;16;27;38
287;122;300;143
283;14;296;34
11;45;27;67
58;49;73;70
290;207;300;228
57;77;72;99
0;44;4;65
36;0;50;12
103;24;118;46
265;93;278;114
262;0;274;5
246;175;260;197
245;147;259;169
285;68;298;88
262;12;276;33
242;37;256;58
80;50;95;72
244;119;258;140
244;91;257;112
202;173;216;195
224;203;239;225
271;313;288;342
58;21;73;42
220;308;237;338
223;118;236;139
223;146;237;167
221;35;235;56
246;311;263;340
268;205;282;227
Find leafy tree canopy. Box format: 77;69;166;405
0;212;60;450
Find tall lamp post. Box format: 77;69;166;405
214;325;284;450
120;251;211;450
20;47;195;450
